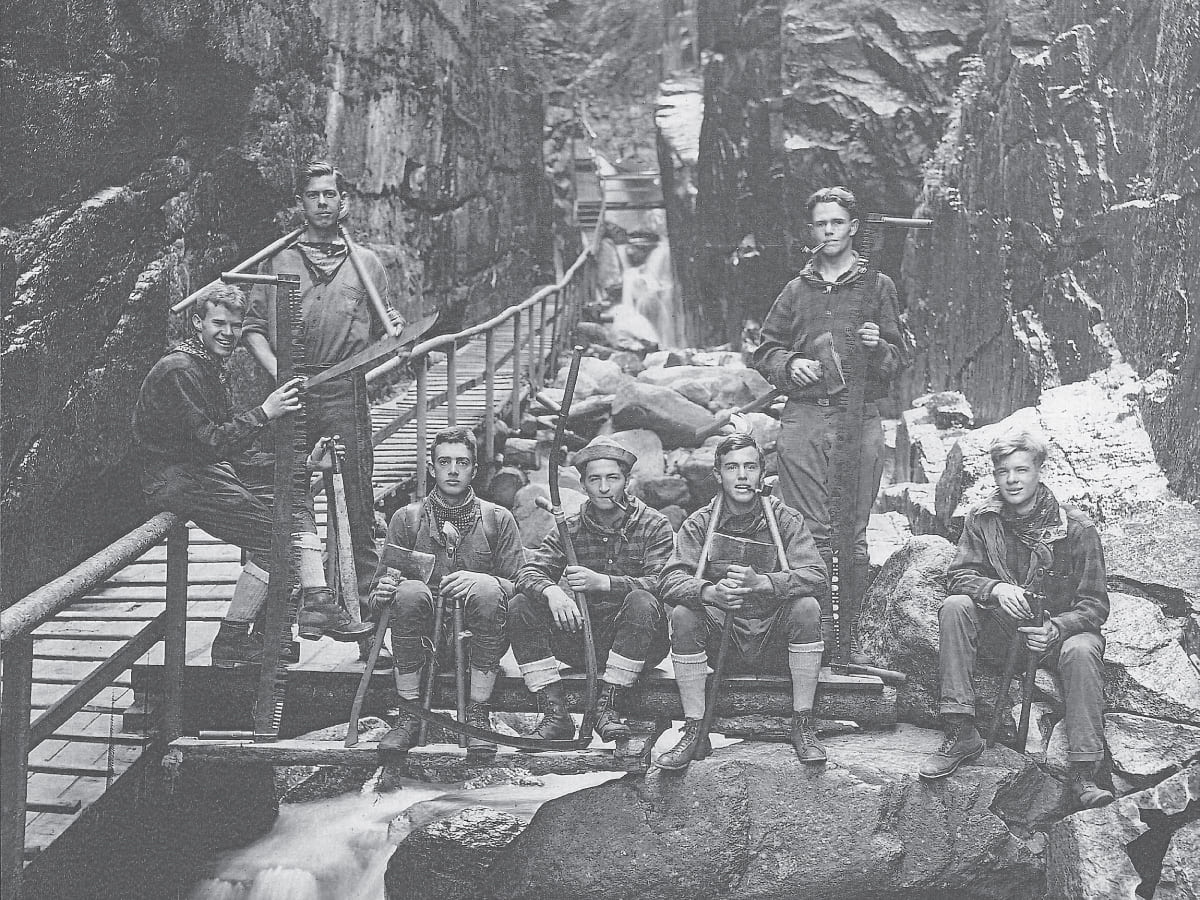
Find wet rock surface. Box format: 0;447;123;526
386;806;525;900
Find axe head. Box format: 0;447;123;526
381;543;437;583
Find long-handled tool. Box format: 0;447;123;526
346;608;391;748
173;227;304;313
1015;594;1046;750
986;591;1045;749
442;522;469;749
694;390;786;443
690;494;726;762
321;437;362;625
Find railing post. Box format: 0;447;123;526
163;523;189;744
1;635;33;899
484;330;496;477
446;343;457;427
525;306;536;398
510;314;522;429
537;295;549;391
415;355;429;497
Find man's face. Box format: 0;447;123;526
430;442;476;500
716;446;763;506
582;459;627;510
809;201;858;256
191;302;243;359
297;174;346;231
993;450;1042;510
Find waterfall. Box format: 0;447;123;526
617;236;683;350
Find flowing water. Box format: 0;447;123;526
618;235;684;350
186;770;623;900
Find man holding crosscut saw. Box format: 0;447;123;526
655;432;828;770
368;426;526;758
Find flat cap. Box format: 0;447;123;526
571;435;637;472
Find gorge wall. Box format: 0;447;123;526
0;0;553;604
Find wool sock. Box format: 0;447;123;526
470;667;498;703
394;670;421;701
788;641;824;713
671;651;709;720
226;561;270;624
293;532;327;589
602;650;644;688
517;658;560;693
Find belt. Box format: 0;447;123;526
794;395;847;408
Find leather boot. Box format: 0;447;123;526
654;718;711;771
790;712;827;764
379;708;422;754
358;636;394;670
592;683;631;742
524;682;575;745
211;622;262;669
918;716;985;780
466;700;497;760
297;587;374;641
1069;762;1115;809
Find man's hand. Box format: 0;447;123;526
440;570;496;600
261;377;304;420
705;579;747;614
787;357;823;387
367;570;402;611
724;564;771;595
546;586;583;633
564;565;610;593
1019;618;1060;654
857;321;882;349
306;435;345;471
991;582;1032;621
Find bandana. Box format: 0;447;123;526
427;487;480;537
174;336;231;399
295;240;349;284
997;483;1063;549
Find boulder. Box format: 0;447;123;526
1157;819;1200;900
636;365;773;412
689;350;745;368
1104;713;1200;788
501;437;539;470
606;304;660;353
555;356;630;400
567;393;616;422
659;504;687;531
631;474;691;510
1047;765;1200;900
895;401;969;485
484;729;1046;900
607;350;645;376
643;349;686;369
1102;593;1200;727
513;483;585;548
484;466;528;510
742;411;780;453
602;429;665;478
877;482;940;537
611;382;713;449
385;806;524;900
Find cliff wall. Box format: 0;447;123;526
0;0;552;604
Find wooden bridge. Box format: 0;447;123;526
0;229;893;899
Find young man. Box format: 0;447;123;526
369;426;526;757
752;186;906;660
919;430;1113;809
241;161;406;660
510;436;675;744
133;283;371;668
655;432;828;769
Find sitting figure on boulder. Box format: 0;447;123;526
919;429;1114;809
370;426;526;758
510;436;675;745
133;283;372;669
655;432;828;770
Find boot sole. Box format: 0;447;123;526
918;744;985;781
655;742;712;771
597;725;632;742
212;659;259;669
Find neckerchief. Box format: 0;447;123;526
717;500;767;537
997;483;1063;549
173;336;231;400
295;240;349;284
427;487;480;537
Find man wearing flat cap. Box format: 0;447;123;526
509;435;676;744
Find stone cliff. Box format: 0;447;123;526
0;0;553;604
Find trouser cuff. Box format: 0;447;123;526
394;669;421;701
939;702;976;716
1066;750;1105;762
602;650;645;687
519;658;561;693
788;641;824;654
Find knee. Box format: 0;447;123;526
466;577;505;612
618;590;662;626
780;595;821;628
669;604;703;641
939;594;974;622
1059;631;1103;666
508;593;539;627
392;580;433;615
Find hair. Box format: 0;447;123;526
296;160;348;195
805;185;858;219
714;431;764;467
189;282;246;322
988;429;1050;468
430;425;478;466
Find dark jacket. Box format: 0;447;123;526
515;497;675;615
946;495;1109;640
133;349;267;467
658;494;826;617
752;258;906;402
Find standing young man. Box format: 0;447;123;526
134;284;371;667
752;186;907;658
655;432;828;769
510;436;675;745
369;426;526;758
918;430;1113;809
241;161;405;656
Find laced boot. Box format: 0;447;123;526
654;719;712;771
1069;762;1115;809
592;683;631;742
379;708;422;754
211;622;262;669
790;712;827;764
297;587;374;642
918;716;985;780
248;626;300;665
465;701;497;760
524;682;575;746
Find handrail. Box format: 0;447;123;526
1;512;180;643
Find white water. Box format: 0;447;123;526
618;237;683;350
187;771;622;900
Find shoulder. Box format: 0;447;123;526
679;505;709;536
145;351;200;382
636;502;673;532
479;499;518;527
390;499;424;531
770;496;805;529
1061;504;1098;533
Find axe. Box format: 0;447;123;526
443;522;470;749
381;543;437;583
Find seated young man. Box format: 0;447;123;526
655;432;828;770
369;426;526;757
133;283;371;669
510;436;676;745
918;429;1113;809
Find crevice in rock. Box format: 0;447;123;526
1128;797;1200;898
1106;575;1194;618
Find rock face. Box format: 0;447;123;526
1;0;553;604
386;806;525;900
484;729;1046;900
611;382;713;449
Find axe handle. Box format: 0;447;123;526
346;609;391;748
694;390;785;443
454;595;468;748
418;591;449;746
